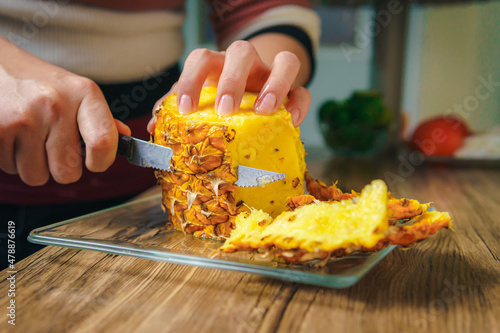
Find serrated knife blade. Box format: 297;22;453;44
118;134;173;171
117;134;286;188
234;165;286;187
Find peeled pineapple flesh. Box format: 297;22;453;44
221;180;390;258
154;86;306;239
221;179;452;262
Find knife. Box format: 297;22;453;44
116;134;285;188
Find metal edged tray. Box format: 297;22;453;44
28;194;396;288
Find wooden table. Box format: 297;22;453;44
1;155;499;333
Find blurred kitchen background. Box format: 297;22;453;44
182;0;500;158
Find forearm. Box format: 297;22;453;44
248;33;312;88
1;36;65;79
0;36;39;76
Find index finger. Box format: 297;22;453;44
215;41;266;116
77;81;118;172
176;49;225;114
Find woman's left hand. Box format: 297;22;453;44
147;40;311;133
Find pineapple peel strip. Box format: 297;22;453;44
222;180;390;256
221;176;453;263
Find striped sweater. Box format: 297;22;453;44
0;0;320;205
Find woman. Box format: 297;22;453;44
0;0;320;267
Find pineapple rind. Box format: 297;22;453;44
222;179;453;262
221;180;389;253
154;86;305;239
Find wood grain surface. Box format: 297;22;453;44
1;155;499;333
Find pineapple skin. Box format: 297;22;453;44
221;179;452;262
154;86;306;239
221;180;390;257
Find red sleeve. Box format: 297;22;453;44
69;0;184;11
207;0;312;47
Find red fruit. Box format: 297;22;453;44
444;116;470;137
411;116;470;156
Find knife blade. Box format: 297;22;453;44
117;134;285;188
117;134;173;171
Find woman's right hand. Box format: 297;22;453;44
0;37;130;186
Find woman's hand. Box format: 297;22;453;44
0;37;130;186
148;39;312;133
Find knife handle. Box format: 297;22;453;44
117;134;132;158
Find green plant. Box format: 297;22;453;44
319;90;392;154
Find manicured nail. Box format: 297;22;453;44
217;94;234;116
290;108;300;126
178;94;193;114
256;93;277;114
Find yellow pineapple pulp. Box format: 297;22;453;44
222;180;388;252
221;180;390;256
222;178;452;262
154;86;306;239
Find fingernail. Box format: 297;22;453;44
178;94;192;114
217;94;234;116
290;108;300;126
256;93;277;114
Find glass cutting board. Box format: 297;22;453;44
28;194;396;288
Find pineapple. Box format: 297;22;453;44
154;86;306;239
221;179;452;263
154;86;452;262
303;171;432;223
221;180;390;261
